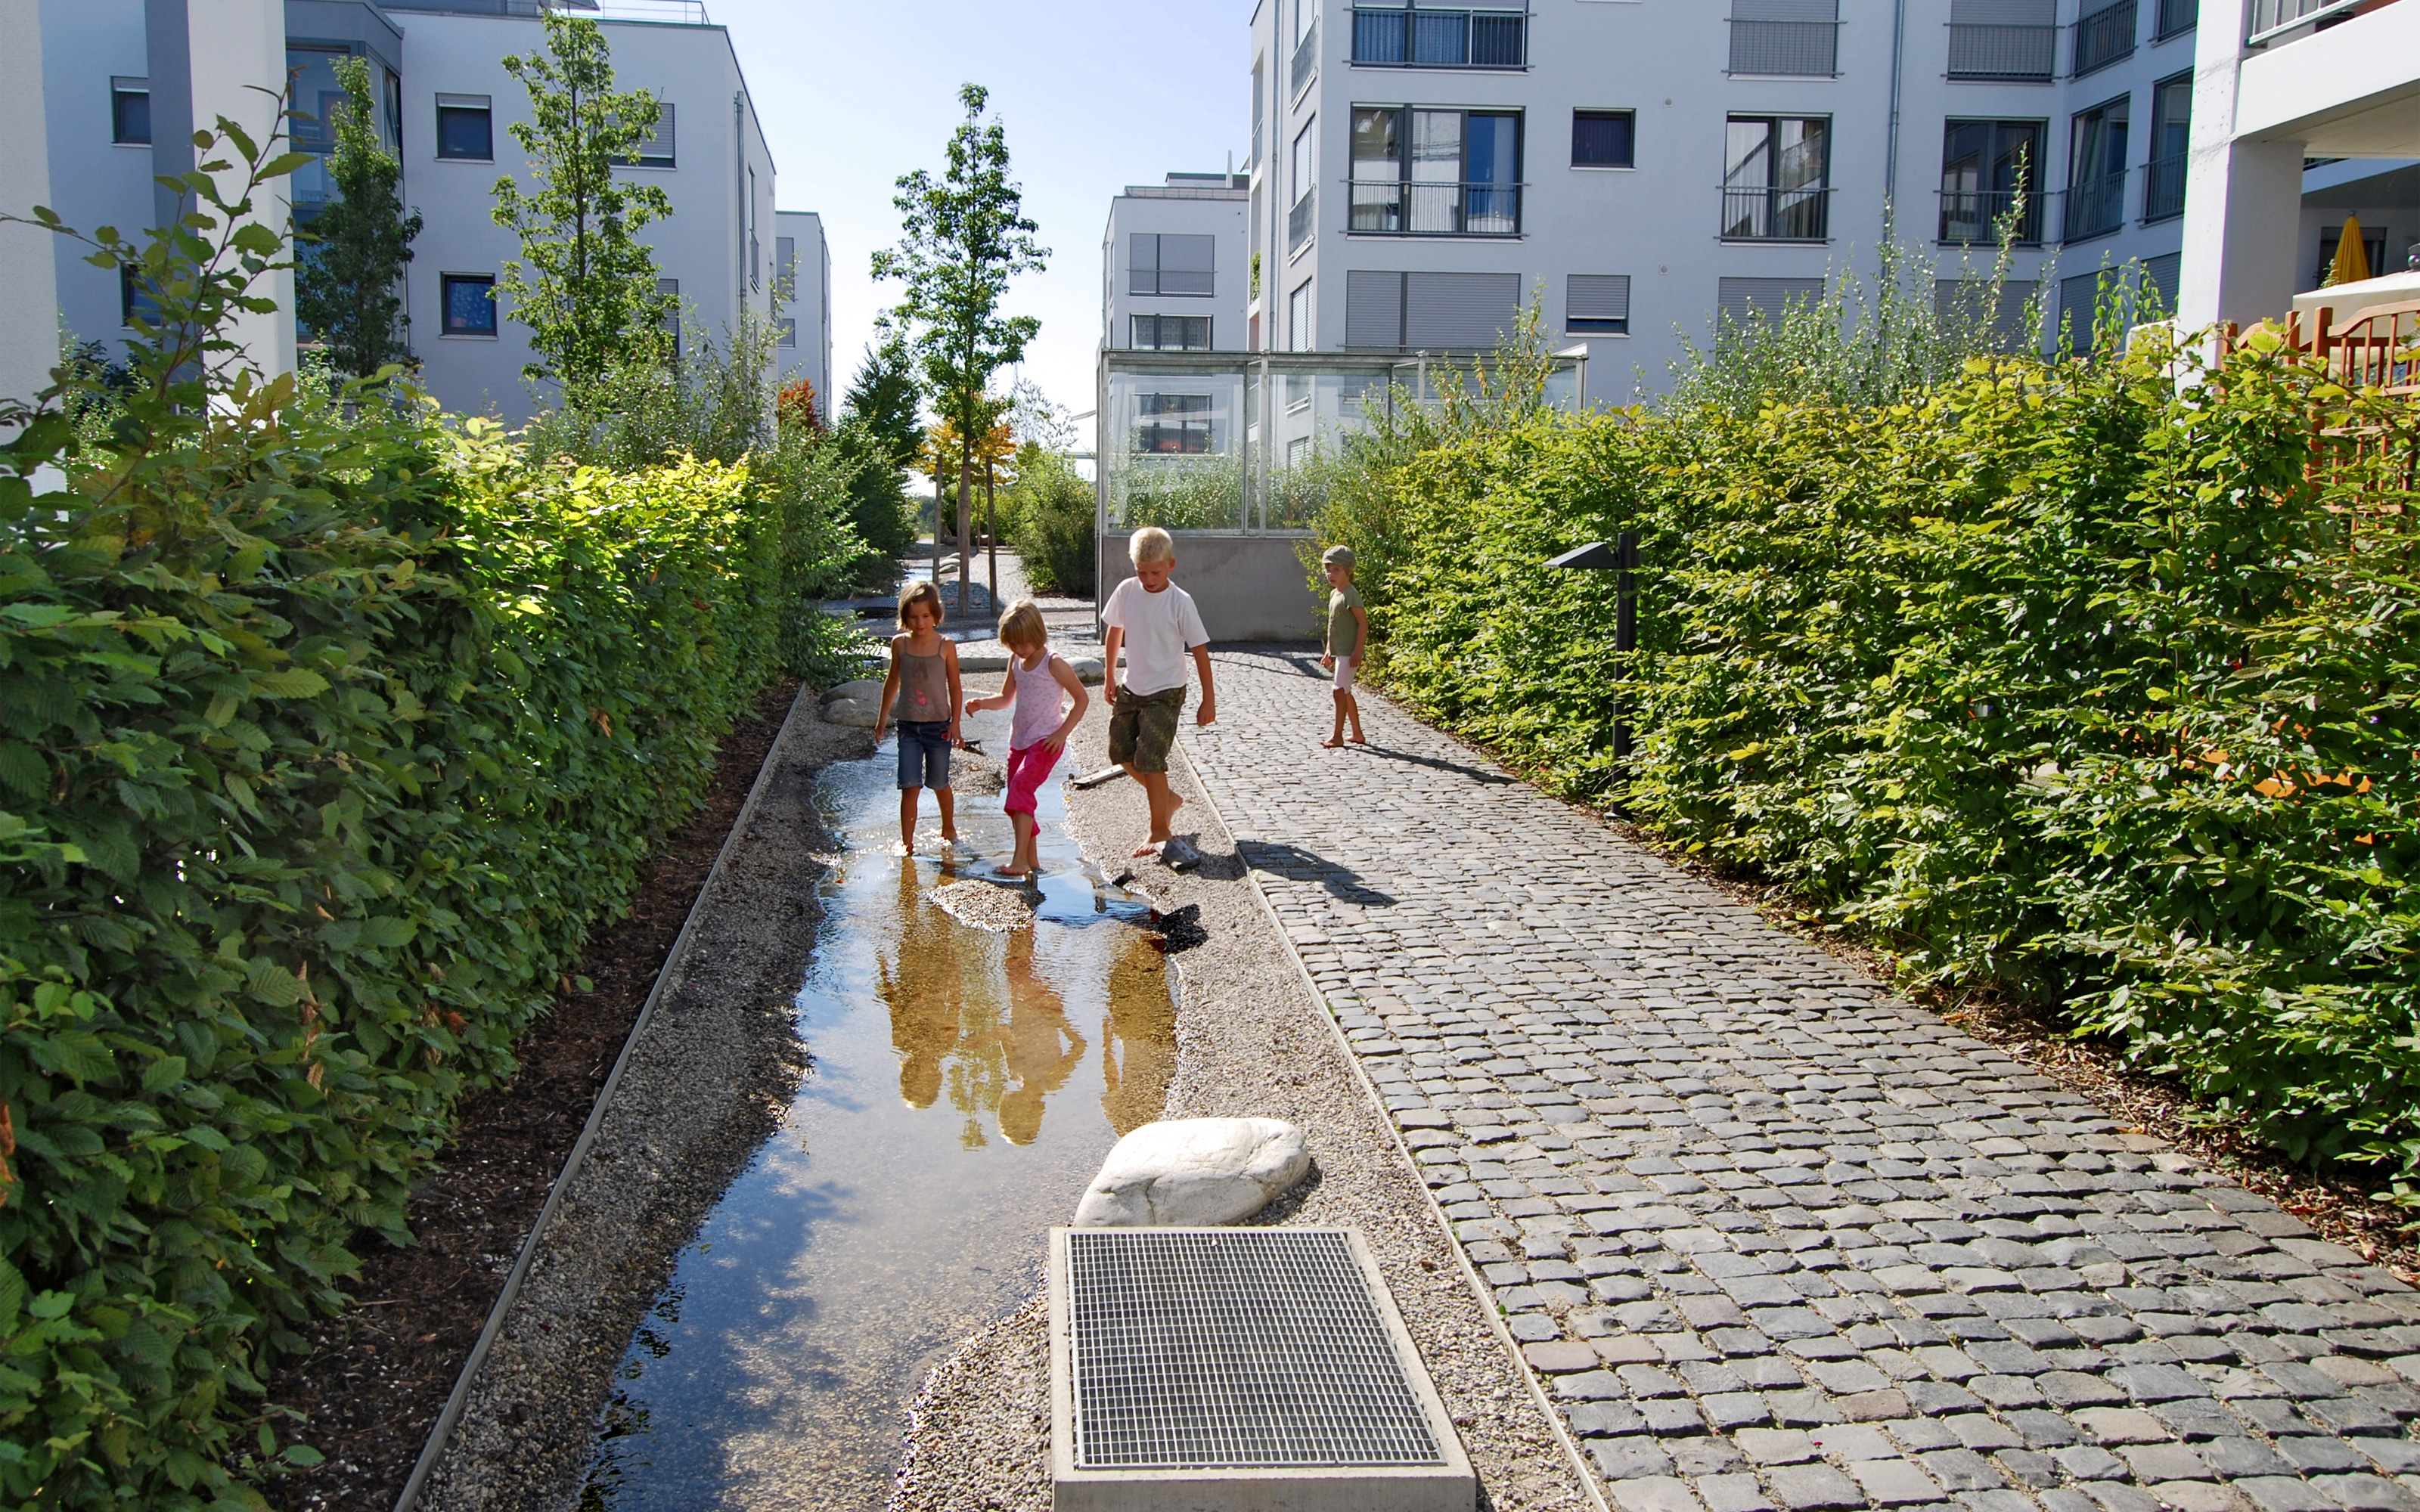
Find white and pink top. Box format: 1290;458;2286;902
1010;649;1069;751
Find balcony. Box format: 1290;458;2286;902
2071;0;2136;76
1348;179;1524;235
1721;184;1832;241
2249;0;2367;44
1947;23;2056;81
2155;0;2198;40
1289;188;1317;253
1351;5;1528;67
1728;20;1840;76
1292;17;1319;94
1937;189;2046;246
2062;169;2128;240
2142;152;2187;222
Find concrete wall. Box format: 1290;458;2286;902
36;0;147;359
1099;531;1326;643
0;0;61;413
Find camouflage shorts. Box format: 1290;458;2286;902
1107;684;1187;774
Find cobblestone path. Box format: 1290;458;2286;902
1182;647;2420;1512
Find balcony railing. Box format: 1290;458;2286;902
1348;179;1524;235
1721;184;1832;241
2062;169;2127;240
1728;20;1840;76
1947;23;2056;80
1289;189;1317;252
2249;0;2364;44
1292;17;1320;94
2142;152;2187;222
2155;0;2198;40
2071;0;2136;76
1351;5;1528;67
597;0;709;22
1937;189;2046;246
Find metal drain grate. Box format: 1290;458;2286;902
1063;1227;1447;1470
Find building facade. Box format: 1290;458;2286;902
1245;0;2236;397
773;209;830;415
1101;172;1252;355
23;0;796;425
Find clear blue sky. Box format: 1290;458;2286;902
710;0;1255;424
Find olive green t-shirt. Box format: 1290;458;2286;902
1326;584;1365;658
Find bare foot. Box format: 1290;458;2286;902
1321;737;1345;748
1133;838;1168;857
1347;734;1367;744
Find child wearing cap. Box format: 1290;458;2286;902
1320;545;1367;748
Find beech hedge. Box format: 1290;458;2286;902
0;366;864;1499
1342;333;2420;1191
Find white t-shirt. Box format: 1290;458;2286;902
1102;576;1209;696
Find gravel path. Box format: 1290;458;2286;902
420;700;873;1512
889;691;1600;1512
1177;646;2420;1512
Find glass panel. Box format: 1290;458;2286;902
1105;370;1247;529
1466;114;1520;234
1410;9;1467;64
1129;233;1159;296
1292;117;1318;208
1158;234;1215;296
443;277;496;336
112;88;150;145
1351;107;1402;232
1353;7;1408;63
1410;110;1463;233
1572;111;1632;168
437;107;492;160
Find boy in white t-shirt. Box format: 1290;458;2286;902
1100;526;1217;857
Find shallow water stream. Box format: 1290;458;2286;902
579;706;1174;1510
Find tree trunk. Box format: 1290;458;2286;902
985;455;997;612
956;445;973;618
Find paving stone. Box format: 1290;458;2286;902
1852;1458;1944;1506
1768;1463;1870;1510
1917;1449;2006;1492
1609;1476;1708;1512
2121;1442;2216;1482
1740;1430;1823;1465
2231;1478;2341;1512
1597;1438;1680;1481
2074;1408;2176;1444
1699;1473;1780;1512
2310;1476;2420;1512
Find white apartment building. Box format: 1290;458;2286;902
772;209;830;413
1246;0;2418;395
1101;172;1252;355
23;0;799;425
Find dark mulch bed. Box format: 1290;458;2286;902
265;679;803;1512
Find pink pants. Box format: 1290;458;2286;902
1004;742;1062;816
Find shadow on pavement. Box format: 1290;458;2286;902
1236;841;1398;907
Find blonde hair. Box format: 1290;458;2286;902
897;579;944;628
1129;526;1175;566
997;600;1047;650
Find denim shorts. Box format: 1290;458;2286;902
895;720;951;790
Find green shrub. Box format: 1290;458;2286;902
1003;449;1096;595
1357;330;2420;1191
0;117;863;1505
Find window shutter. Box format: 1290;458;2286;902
1948;0;2052;20
1129;234;1159;296
1159;234;1217;296
1345;270;1407;349
1732;0;1836;17
2141;254;2180;318
1567;274;1631;326
1404;271;1519;349
1717;276;1825;327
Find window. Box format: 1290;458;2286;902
746;168;758;290
1291;117;1319;251
110;79;150;144
1289;279;1314;350
1136;392;1214;453
1723;116;1830;240
1947;0;2055;82
1130;234;1218;296
1938;120;2044;245
1349;1;1528;70
2145;73;2189;222
2062;95;2129;242
2072;0;2137;79
1343;269;1518;348
2155;0;2198;40
776;235;796;300
1252;62;1265;168
777;318;797;349
1730;0;1839;77
1131;314;1214;350
1565;274;1630;336
1718;276;1826;330
1292;0;1320;94
119;265;160;328
436;96;492;160
1350;107;1522;234
442;274;497;336
1571;110;1634;169
626;102;675;168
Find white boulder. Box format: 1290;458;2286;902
1071;1117;1310;1228
1067;655;1105;686
821;678;884;706
823;698;879;728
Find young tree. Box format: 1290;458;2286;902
872;83;1047;615
841;336;923;469
295;55;420;378
491;12;672;400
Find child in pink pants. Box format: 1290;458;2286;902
964;601;1090;880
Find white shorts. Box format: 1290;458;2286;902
1333;656;1357;690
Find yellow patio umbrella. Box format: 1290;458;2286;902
2332;215;2372;286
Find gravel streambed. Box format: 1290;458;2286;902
417;700;872;1512
889;702;1599;1512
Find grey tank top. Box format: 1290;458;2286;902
897;646;950;722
